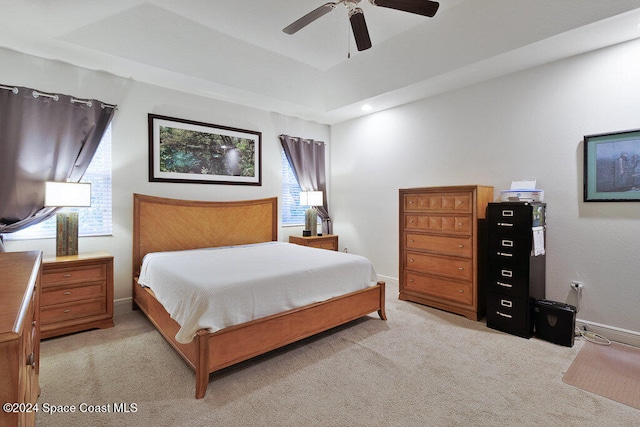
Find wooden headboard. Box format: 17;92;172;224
132;193;278;277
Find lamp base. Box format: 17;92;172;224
56;212;79;257
305;207;318;237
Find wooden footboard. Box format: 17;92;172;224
133;280;386;398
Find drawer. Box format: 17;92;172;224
488;235;532;261
309;240;337;251
41;299;106;324
488;204;545;235
404;193;472;213
486;294;533;338
487;264;530;298
42;264;106;287
405;233;472;258
405;252;472;281
42;282;105;306
404;215;471;235
404;272;472;304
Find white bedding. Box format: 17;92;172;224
137;242;378;344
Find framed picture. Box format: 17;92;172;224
584;128;640;201
148;114;261;185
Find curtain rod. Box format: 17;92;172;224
0;84;18;94
33;90;59;101
2;84;117;109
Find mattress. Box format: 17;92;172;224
137;242;378;343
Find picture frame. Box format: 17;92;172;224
584;128;640;202
148;114;261;186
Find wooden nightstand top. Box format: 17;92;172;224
43;250;113;265
289;234;338;251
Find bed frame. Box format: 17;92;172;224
132;193;386;398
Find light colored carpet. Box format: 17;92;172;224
36;283;639;426
563;341;640;410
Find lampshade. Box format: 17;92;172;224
300;191;323;207
45;182;91;207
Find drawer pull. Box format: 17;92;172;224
458;289;464;293
63;291;72;295
409;239;415;243
501;239;513;247
501;269;513;278
501;299;513;308
497;252;513;257
409;220;414;223
497;222;513;227
458;222;464;226
409;279;414;283
63;309;71;313
458;267;464;271
502;210;514;217
409;259;415;263
458;244;464;248
27;352;36;368
497;311;513;319
497;281;512;288
63;273;72;278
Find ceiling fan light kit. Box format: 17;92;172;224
283;0;440;51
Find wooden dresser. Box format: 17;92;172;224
399;185;494;320
0;251;42;427
289;234;338;251
41;251;114;339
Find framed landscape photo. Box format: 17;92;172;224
584;128;640;201
148;114;261;185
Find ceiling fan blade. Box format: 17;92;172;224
283;2;338;34
349;8;372;51
371;0;439;17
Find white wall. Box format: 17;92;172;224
1;48;330;302
331;39;640;338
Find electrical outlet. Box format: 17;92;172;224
571;281;584;290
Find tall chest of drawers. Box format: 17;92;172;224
0;251;42;427
399;185;494;320
486;202;546;338
41;251;114;339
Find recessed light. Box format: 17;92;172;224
361;104;373;112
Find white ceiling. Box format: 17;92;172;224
2;0;640;124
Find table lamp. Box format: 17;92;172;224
44;181;91;256
300;191;323;237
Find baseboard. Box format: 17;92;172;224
114;297;133;317
576;318;640;348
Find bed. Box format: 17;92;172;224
131;193;386;398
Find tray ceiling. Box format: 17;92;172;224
1;0;640;124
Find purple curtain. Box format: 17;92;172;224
0;84;116;250
279;134;332;234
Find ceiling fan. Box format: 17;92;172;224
282;0;440;52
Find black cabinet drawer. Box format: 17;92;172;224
488;234;532;261
487;203;545;236
487;260;530;297
486;294;533;338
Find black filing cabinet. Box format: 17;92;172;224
486;202;546;338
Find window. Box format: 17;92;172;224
7;126;113;240
281;150;306;226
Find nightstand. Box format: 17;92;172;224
41;251;114;339
289;234;339;251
